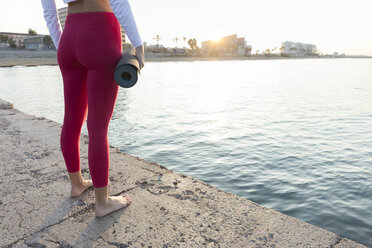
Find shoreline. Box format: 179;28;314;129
1;50;371;67
0;98;367;247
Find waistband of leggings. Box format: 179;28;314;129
66;11;116;18
64;11;119;32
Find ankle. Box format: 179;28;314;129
69;171;84;186
71;180;85;188
93;185;110;206
95;197;110;207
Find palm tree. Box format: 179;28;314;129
153;35;162;52
183;37;187;47
173;37;180;48
188;38;197;50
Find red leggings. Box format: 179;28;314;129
57;12;122;188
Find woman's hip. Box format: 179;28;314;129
58;12;122;69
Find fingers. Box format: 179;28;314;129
134;47;145;71
134;55;144;71
138;57;144;70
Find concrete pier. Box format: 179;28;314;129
0;99;366;247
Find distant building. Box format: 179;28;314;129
280;41;317;56
202;34;251;56
236;37;252;56
0;32;30;48
172;48;187;55
201;40;217;55
146;44;165;52
23;35;48;50
58;7;126;49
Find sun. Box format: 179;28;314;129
212;38;221;44
211;36;221;43
207;32;222;43
210;36;219;41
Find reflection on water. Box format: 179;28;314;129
1;58;372;246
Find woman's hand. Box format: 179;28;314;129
135;45;145;71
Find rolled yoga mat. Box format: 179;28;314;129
114;50;140;88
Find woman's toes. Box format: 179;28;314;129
123;194;132;203
95;195;132;217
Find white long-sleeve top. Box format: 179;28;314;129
40;0;143;50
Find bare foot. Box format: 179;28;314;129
95;194;132;218
70;179;93;197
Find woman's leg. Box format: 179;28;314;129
59;64;94;197
85;66;132;217
86;67;118;188
72;12;132;216
60;65;88;174
58;28;93;197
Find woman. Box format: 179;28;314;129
41;0;144;217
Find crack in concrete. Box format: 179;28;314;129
4;175;163;247
112;184;140;197
6;201;122;247
80;232;96;242
107;241;131;247
330;235;343;248
68;203;95;219
201;235;221;248
136;164;170;174
112;174;163;196
4;209;74;247
45;238;73;248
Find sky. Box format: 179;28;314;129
1;0;372;55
